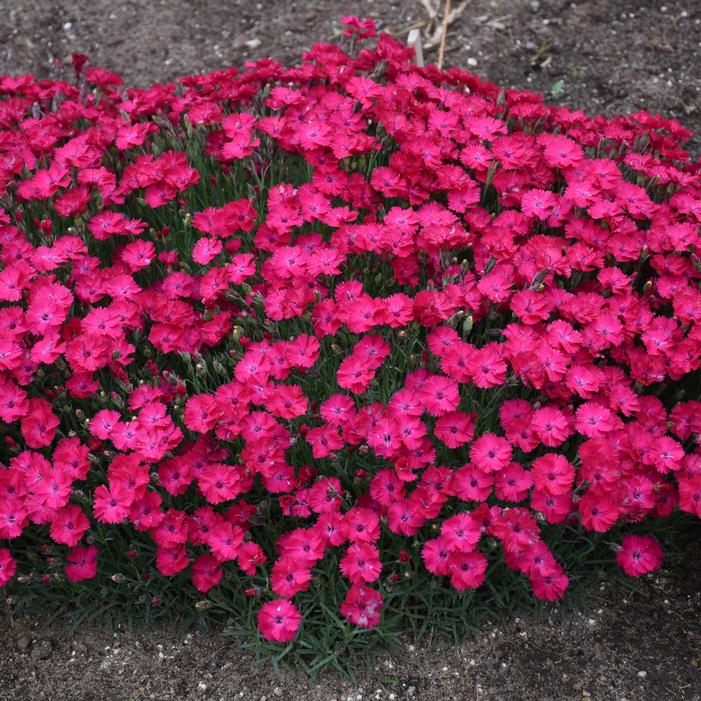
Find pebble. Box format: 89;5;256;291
30;639;53;663
467;57;478;67
245;38;262;49
637;671;647;678
273;688;283;697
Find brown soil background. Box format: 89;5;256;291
1;0;700;149
0;1;700;699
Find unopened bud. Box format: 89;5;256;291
212;360;227;376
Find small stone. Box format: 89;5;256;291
637;671;647;678
30;639;53;663
245;38;262;49
17;635;31;651
467;57;478;67
273;688;283;698
198;681;208;692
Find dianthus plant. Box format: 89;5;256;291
0;17;700;647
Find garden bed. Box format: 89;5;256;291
3;3;698;698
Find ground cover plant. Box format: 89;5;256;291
0;16;700;672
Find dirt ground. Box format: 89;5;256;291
0;0;701;149
0;0;700;699
1;0;700;150
1;558;700;701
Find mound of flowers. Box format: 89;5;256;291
0;17;700;644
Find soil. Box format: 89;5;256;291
0;1;700;150
1;560;700;701
1;1;701;699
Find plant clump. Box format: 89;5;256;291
0;17;699;653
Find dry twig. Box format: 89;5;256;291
419;0;472;52
437;0;451;69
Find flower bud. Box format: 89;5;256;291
212;360;227;376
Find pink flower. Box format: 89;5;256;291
470;434;512;473
257;599;302;642
449;550;488;591
271;556;313;598
578;491;620;533
340;584;383;628
530;407;572;447
155;544;189;576
343;507;380;543
575;402;620;438
93;484;132;524
495;462;533;503
419;375;460;416
452;462;494;502
530;564;569;601
65;545;98;582
339;542;382;583
191;553;223;593
0;548;16;586
616;535;664;577
531;454;574;496
440;512;481;553
434;411;476;448
49;505;90;547
192;237;223;265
